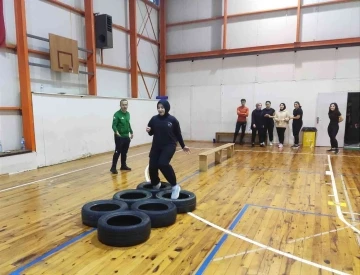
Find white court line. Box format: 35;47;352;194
0;151;149;193
340;175;360;246
235;149;360;158
188;212;349;275
213;224;360;261
0;147;204;194
326;155;360;236
213;248;264;262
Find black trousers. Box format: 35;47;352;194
263;123;274;142
252;127;265;144
276;127;286;144
111;135;130;169
149;144;177;187
233;122;247;143
328;123;339;148
292;122;302;145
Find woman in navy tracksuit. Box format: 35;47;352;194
146;100;191;199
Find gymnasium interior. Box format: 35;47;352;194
0;0;360;274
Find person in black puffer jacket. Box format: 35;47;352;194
251;103;265;147
146;100;191;199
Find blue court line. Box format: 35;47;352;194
194;204;250;275
9;170;201;274
9;228;96;275
193;203;334;275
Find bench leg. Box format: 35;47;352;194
215;150;222;164
227;147;232;158
199;155;208;172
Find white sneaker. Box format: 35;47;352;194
269;142;273;146
153;182;161;190
171;184;181;199
279;143;283;148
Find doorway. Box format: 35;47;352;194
344;92;360;151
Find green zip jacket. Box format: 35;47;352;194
112;110;133;137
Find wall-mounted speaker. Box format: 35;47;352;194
95;14;113;49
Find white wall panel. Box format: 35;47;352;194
257;52;295;82
166;0;222;24
138;41;158;74
227;16;259;49
166;61;193;87
166;47;360;143
222;55;257;85
301;2;360;42
93;0;128;28
3;0;16;44
335;47;360;79
221;84;255;132
29;56;88;95
138;76;158;99
167;22;223;54
191;59;222;86
182;21;222;53
137;1;158;41
96;68;130;98
0;152;37;175
0;112;23;152
0;52;20;106
228;0;297;14
190;86;222;141
102;31;130;68
295;49;336;80
26;1;73;50
257;10;297;46
32;93;156;167
227;10;296;49
166;26;183;55
166;86;191;140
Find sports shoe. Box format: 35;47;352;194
153;182;161;189
171;184;181;199
278;143;283;148
269;142;273;146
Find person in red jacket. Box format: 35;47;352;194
233;99;249;144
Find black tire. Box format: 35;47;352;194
97;211;151;247
155;190;196;213
113;189;152;206
81;199;129;228
130;199;177;228
136;181;172;198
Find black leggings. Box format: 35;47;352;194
233;122;246;143
292;122;302;145
328;123;339;148
111;135;130;168
252;127;265;144
264;123;274;142
276;127;286;144
149;145;177;187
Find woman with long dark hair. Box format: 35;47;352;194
274;103;290;148
262;101;275;146
327;103;343;154
290;101;303;148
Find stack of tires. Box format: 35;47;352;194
81;182;196;247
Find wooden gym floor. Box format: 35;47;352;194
0;141;360;275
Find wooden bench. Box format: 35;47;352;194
199;143;235;172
